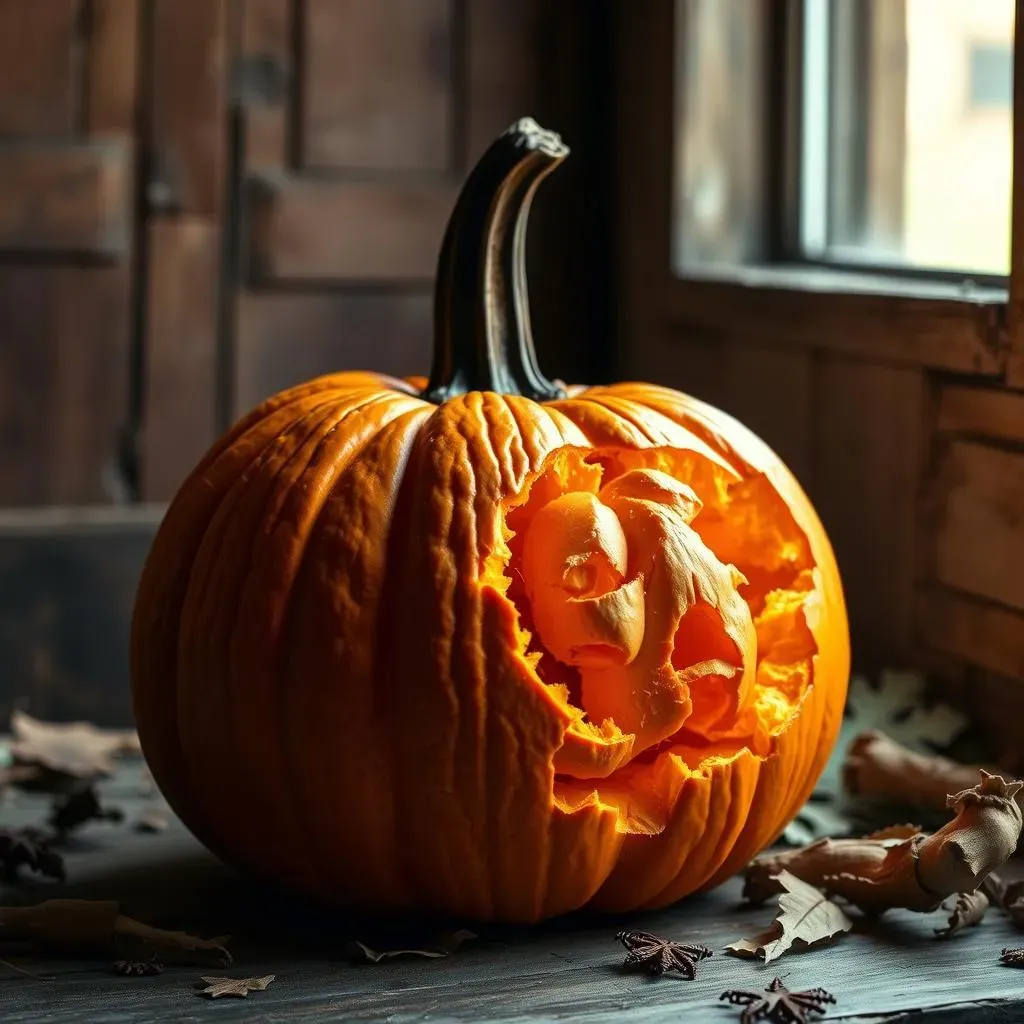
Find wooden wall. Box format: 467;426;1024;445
0;0;613;723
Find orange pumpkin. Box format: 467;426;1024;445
131;118;849;923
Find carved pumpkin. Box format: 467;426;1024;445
131;119;849;922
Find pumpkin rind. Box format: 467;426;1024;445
131;121;849;923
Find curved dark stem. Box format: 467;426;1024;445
422;118;569;404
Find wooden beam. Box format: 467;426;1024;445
917;587;1024;681
665;275;1005;375
929;440;1024;613
244;176;458;282
0;140;131;257
936;385;1024;444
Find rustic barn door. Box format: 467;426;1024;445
0;0;607;723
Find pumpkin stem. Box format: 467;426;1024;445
422;117;569;404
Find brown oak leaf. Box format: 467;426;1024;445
727;870;852;964
9;711;139;786
198;974;274;999
934;890;989;938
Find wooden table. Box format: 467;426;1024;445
2;762;1024;1023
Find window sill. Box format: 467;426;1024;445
663;264;1008;375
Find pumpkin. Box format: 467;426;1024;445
131;118;849;923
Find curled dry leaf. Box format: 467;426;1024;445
934;890;989;938
133;809;169;834
9;711;140;789
843;730;1015;815
198;975;274;999
744;772;1022;916
726;870;852;964
348;929;476;963
0;900;231;967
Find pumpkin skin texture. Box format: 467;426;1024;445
131;121;849;923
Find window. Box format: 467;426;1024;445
673;0;1015;279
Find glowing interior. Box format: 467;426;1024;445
482;446;820;835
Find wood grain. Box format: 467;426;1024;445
245;175;458;282
238;0;293;169
811;358;926;671
85;0;140;135
936;385;1024;444
140;219;220;501
0;0;82;136
930;440;1024;612
150;0;229;216
302;0;454;171
233;290;431;415
719;341;814;489
0;507;160;726
464;0;541;165
0;267;130;506
0;139;131;255
667;277;1005;374
917;587;1024;681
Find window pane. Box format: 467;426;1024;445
811;0;1014;276
672;0;767;271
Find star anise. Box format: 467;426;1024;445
1001;947;1024;968
614;929;712;978
721;977;836;1023
112;958;164;976
0;827;65;882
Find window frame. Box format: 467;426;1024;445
613;0;1021;380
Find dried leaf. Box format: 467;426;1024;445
934;890;989;938
0;900;231;967
133;809;169;834
727;870;852;964
816;669;967;798
9;711;139;786
348;929;477;963
198;975;274;999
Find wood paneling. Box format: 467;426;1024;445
0;140;131;255
720;342;814;488
245;177;458;282
0;0;82;137
917;588;1024;681
937;385;1024;444
238;0;293;169
464;0;542;162
666;278;1005;375
302;0;453;172
234;291;432;415
931;441;1024;612
140;219;220;500
811;358;926;670
0;267;130;506
150;0;230;217
86;0;140;135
